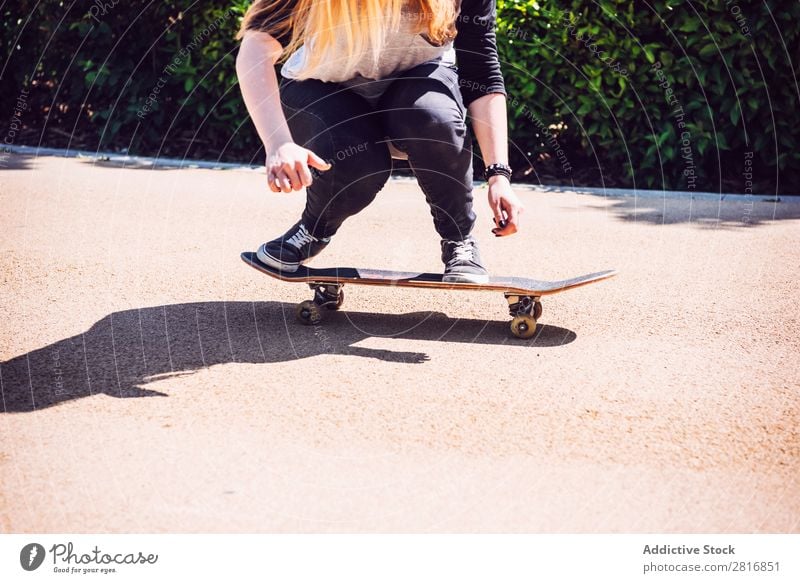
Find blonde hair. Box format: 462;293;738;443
238;0;458;79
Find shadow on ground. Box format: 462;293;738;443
579;194;799;228
2;152;255;173
0;153;34;171
0;301;575;413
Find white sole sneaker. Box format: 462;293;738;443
256;244;301;272
442;272;490;284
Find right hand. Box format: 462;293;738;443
266;142;331;193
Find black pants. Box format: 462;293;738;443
279;62;476;241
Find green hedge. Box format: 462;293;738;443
1;1;797;193
496;0;800;193
1;1;255;163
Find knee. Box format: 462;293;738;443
383;105;467;158
329;139;392;193
284;108;391;185
282;106;336;159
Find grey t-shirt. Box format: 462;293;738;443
280;2;457;106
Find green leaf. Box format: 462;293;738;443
679;20;700;33
698;43;718;59
577;101;593;116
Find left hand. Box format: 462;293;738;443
487;175;524;236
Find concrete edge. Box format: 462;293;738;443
1;144;263;172
3;144;796;203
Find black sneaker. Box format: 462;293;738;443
256;221;330;272
441;236;489;283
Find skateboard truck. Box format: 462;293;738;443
505;293;542;339
295;283;345;325
298;285;542;340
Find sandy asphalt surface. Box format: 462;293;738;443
1;154;798;533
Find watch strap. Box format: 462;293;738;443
484;162;512;182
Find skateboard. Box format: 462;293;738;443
241;251;617;339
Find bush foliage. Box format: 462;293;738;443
1;0;797;192
496;0;799;192
1;2;255;163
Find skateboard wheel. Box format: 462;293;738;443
510;315;537;339
533;300;543;320
325;289;345;311
295;300;322;325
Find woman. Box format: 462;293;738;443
236;0;523;283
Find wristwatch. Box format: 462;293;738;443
484;162;512;182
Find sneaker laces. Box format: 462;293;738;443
449;239;476;263
286;224;317;249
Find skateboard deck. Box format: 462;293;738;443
241;251;616;338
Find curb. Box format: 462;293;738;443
1;144;263;172
3;144;795;203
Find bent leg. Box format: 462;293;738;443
377;63;475;241
279;77;392;238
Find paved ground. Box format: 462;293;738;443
1;154;798;533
